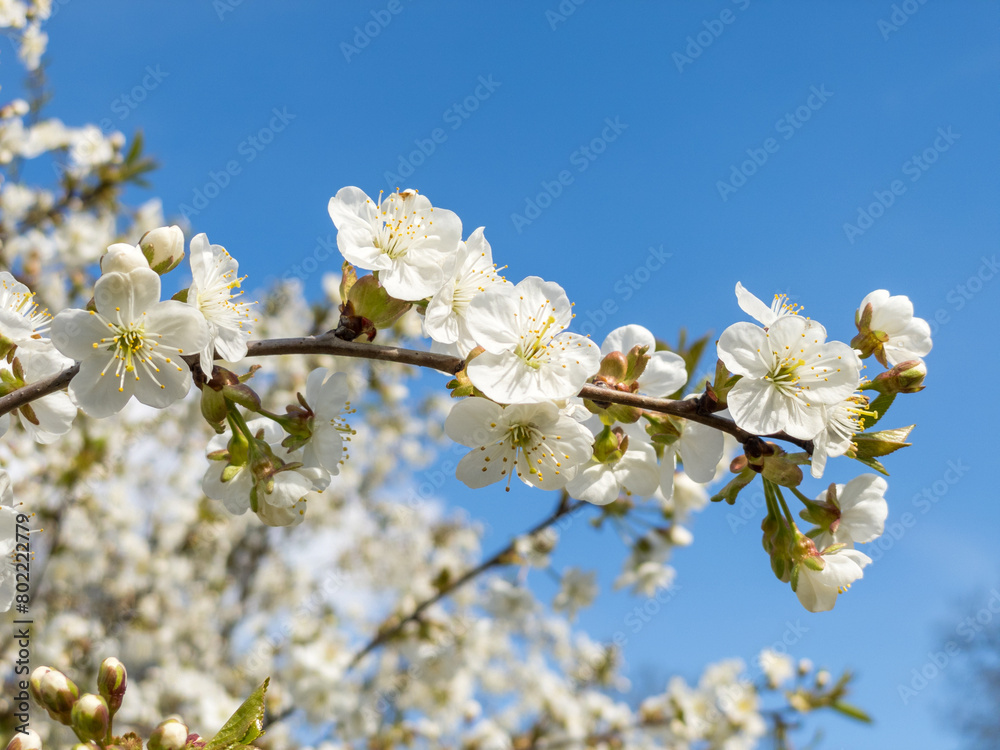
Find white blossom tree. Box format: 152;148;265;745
0;8;932;750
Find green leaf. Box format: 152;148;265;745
852;425;914;459
865;392;896;429
203;678;269;750
830;700;873;723
849;453;889;476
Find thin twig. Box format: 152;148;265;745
347;497;587;669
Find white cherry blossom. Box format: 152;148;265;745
444;398;593;491
717;316;860;439
854;289;932;367
423;227;510;356
465;276;600;404
186;233;256;371
599;324;687;396
0;271;51;346
203;417;328;527
734;281;803;328
300;367;354;474
0;346;76;443
793;546;871;612
811;474;888;550
809;393;872;478
50;268;208;418
328;186;461;300
566;439;659;506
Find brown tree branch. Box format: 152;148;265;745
0;333;813;452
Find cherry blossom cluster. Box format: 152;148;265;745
326;186;931;613
0;21;910;748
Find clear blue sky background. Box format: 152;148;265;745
11;2;1000;747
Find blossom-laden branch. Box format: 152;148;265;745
0;334;813;450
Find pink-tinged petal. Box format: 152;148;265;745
640;351;687;397
94;268;161;320
466;287;521;353
69;355;132;418
717;322;772;377
677;420;724;483
444;397;504;446
600;324;656;357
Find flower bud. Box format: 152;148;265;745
346;274;412;329
869;359;927;394
97;657;127;716
37;668;79;724
139;226;185;275
147;719;189;750
5;729;42;750
100;243;150;275
28;667;51;705
70;694;109;743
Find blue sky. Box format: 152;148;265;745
11;1;1000;747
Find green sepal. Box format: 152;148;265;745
864;391;896;428
171;288;189;303
203;678;269;750
711;466;755;505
